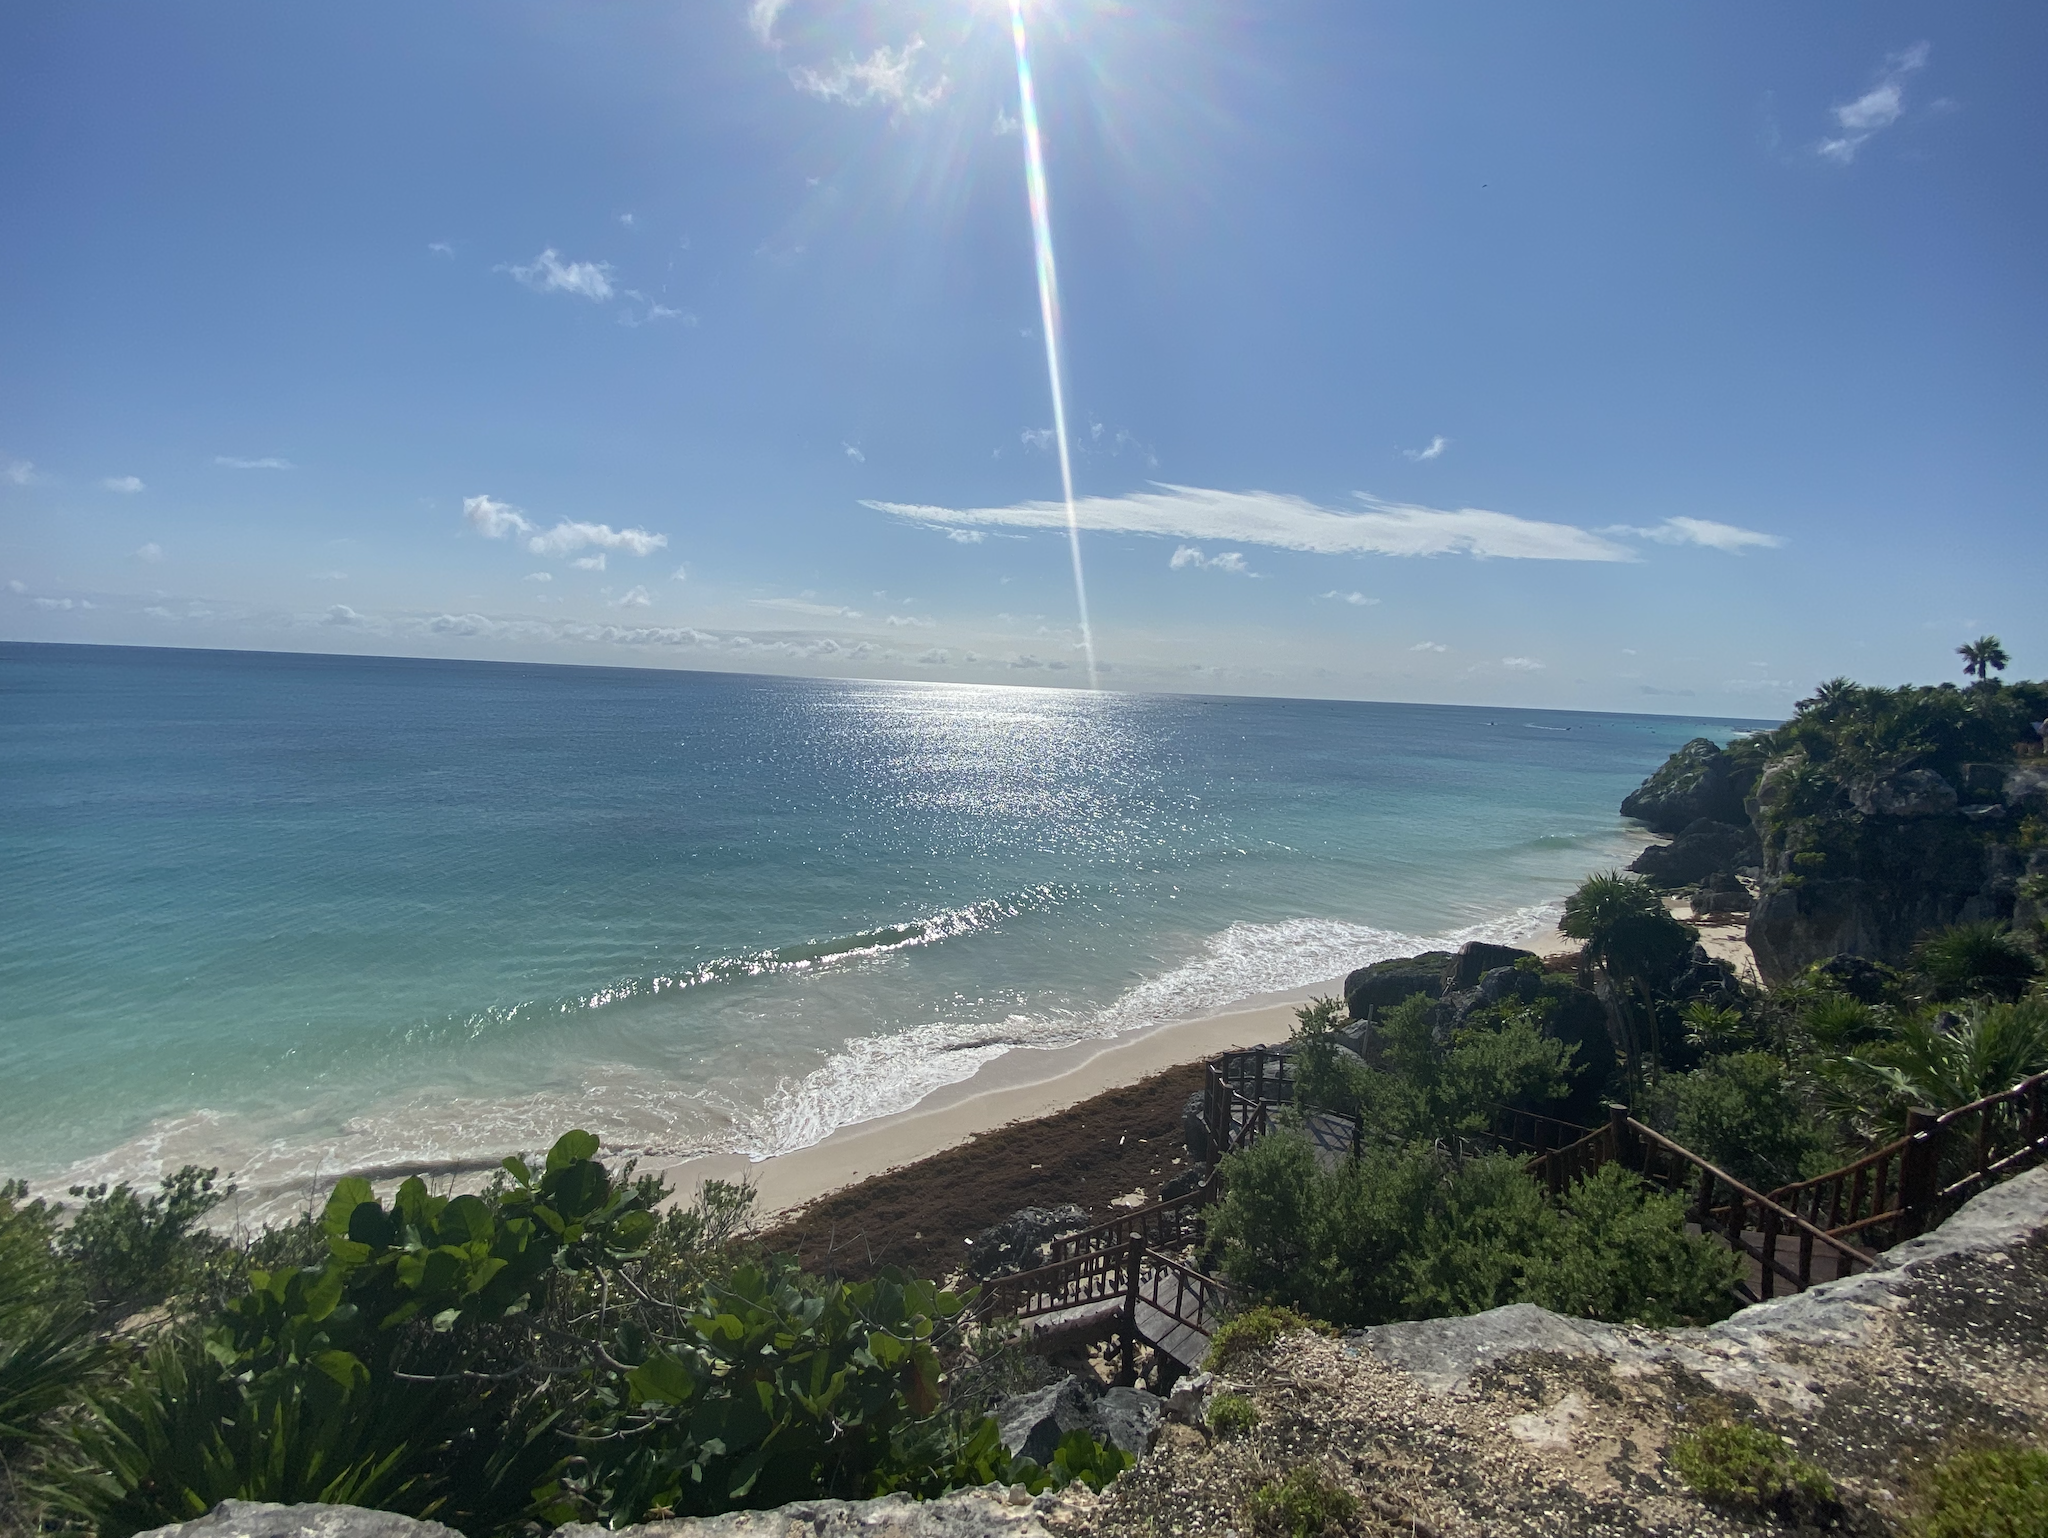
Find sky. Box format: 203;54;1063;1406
2;1;2044;714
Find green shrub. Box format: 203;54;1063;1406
1523;1164;1741;1327
1206;1391;1259;1439
1915;922;2041;1004
62;1165;230;1320
1920;1444;2048;1538
1248;1463;1358;1538
1668;1421;1837;1525
1047;1428;1132;1493
1203;1305;1321;1370
1656;1053;1832;1192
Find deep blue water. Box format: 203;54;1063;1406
0;643;1765;1205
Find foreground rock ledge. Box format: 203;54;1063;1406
140;1168;2048;1538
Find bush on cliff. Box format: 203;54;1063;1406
1647;1053;1835;1193
1209;1128;1738;1329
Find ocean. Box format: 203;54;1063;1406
0;643;1764;1212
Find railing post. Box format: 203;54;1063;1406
1120;1234;1143;1384
1897;1107;1944;1237
1606;1104;1631;1169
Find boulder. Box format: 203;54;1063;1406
1342;952;1449;1021
136;1505;459;1538
2006;763;2048;813
1157;1165;1206;1204
1813;953;1898;1004
1440;941;1537;992
1850;768;1958;818
1620;737;1753;833
1628;819;1758;889
995;1376;1163;1465
570;1490;1056;1536
1180;1090;1209;1165
967;1206;1090;1280
1691;871;1752;914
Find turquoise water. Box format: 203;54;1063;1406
0;644;1764;1208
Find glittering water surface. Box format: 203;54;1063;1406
0;644;1760;1207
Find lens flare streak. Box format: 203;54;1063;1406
1008;0;1099;688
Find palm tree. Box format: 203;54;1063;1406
1559;872;1699;1086
1796;677;1856;716
1958;635;2010;680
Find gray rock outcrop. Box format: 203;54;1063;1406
568;1489;1060;1536
1690;870;1751;913
995;1376;1162;1465
136;1503;461;1538
1341;952;1449;1022
1439;940;1537;992
1849;767;1959;818
967;1206;1090;1280
1619;737;1752;834
1627;818;1758;889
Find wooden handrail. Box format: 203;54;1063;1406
1625;1120;1878;1271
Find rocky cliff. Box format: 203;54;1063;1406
1617;685;2048;985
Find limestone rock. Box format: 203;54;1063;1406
1440;940;1537;993
1620;737;1753;833
135;1503;460;1538
1341;953;1448;1022
1691;870;1751;914
562;1489;1060;1536
967;1206;1090;1280
995;1376;1163;1465
1849;767;1958;818
2007;763;2048;812
1628;818;1757;889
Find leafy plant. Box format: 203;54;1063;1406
1667;1420;1837;1525
1959;636;2012;682
1249;1463;1358;1538
61;1166;230;1321
1825;998;2048;1135
1522;1164;1741;1327
1918;1443;2048;1538
1206;1391;1259;1440
1203;1305;1322;1371
1560;873;1698;1082
1653;1053;1833;1193
1914;922;2041;1004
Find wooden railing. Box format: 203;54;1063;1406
1768;1070;2048;1247
980;1232;1230;1372
1049;1172;1218;1264
1483;1106;1596;1159
1526;1107;1877;1299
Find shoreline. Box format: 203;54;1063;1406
645;916;1601;1224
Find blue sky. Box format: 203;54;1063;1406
3;1;2042;713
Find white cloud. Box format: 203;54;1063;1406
34;597;93;610
941;528;985;544
752;597;862;619
1502;656;1546;671
885;614;936;628
1410;641;1448;653
670;564;689;582
573;554;607;571
843;442;865;463
4;460;36;485
215;455;294;470
463;495;667;561
992;107;1019;136
916;647;950;664
1606;516;1783;553
1170;546;1254;575
1319;590;1379;606
322;604;365;627
6;579;25;593
618;212;636;228
1403;435;1449;462
1020;428;1055;454
791;38;947;112
103;475;144;493
747;0;789;45
428;242;455;257
868;484;1633;562
612;585;652;608
525;571;552;582
135;542;164;563
1818;42;1930;164
507;248;615;302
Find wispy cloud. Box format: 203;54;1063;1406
463;494;667;561
670;565;689;582
791;38;947;112
747;0;789;45
868;484;1633;562
1410;641;1448;653
506;249;615;302
215;455;294;471
427;242;455;258
135;543;164;564
752;597;862;619
843;442;865;463
103;476;144;494
1818;42;1930;164
1403;435;1449;462
572;554;607;571
4;460;37;486
34;596;94;611
1169;546;1254;575
322;604;366;627
1502;656;1546;671
612;585;651;608
1319;590;1378;606
524;571;552;582
1020;427;1055;454
1605;516;1783;553
884;614;936;628
992;107;1019;137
